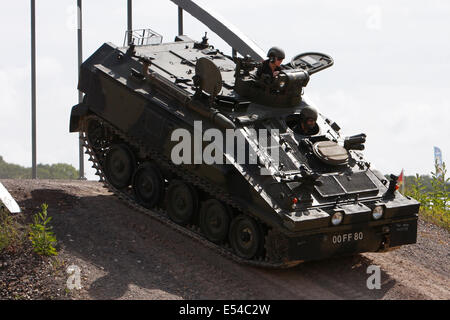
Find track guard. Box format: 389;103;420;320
69;103;89;132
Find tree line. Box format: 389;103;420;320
0;156;79;179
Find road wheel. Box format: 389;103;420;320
229;215;263;259
104;144;135;189
199;199;231;244
132;163;164;209
166;180;198;226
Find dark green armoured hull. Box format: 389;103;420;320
70;38;418;267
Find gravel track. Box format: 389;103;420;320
1;179;448;300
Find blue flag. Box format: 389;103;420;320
434;146;443;177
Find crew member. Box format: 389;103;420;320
256;46;285;82
293;106;320;136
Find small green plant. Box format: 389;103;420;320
29;203;58;256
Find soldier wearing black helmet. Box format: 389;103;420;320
293;105;320;136
256;46;285;82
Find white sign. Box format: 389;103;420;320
0;182;21;214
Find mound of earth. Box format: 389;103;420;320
1;179;449;300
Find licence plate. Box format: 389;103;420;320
331;231;364;245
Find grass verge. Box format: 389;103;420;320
419;207;450;231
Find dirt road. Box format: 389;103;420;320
2;179;449;300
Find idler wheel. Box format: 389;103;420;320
166;180;198;226
87;119;107;151
104;144;135;189
229;215;263;259
132;163;164;209
199;199;231;244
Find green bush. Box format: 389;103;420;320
29;203;58;256
429;162;449;210
408;174;429;209
405;162;449;230
0;208;22;253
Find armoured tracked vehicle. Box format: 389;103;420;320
69;0;419;267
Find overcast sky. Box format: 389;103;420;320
0;0;449;180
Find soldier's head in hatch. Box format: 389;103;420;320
300;106;318;135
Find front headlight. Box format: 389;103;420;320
331;212;343;226
372;206;384;220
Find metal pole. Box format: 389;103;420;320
178;6;183;35
127;0;132;45
77;0;85;179
31;0;37;179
